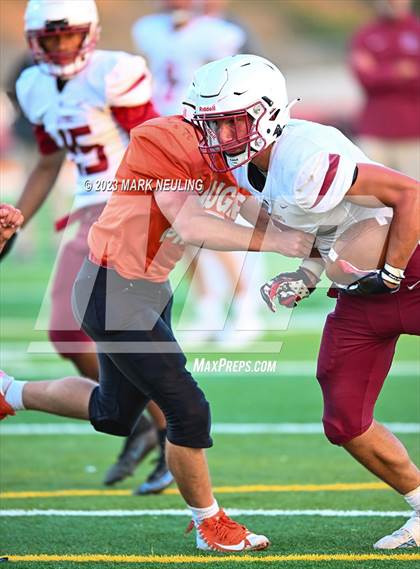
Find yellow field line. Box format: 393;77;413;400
4;553;420;563
0;482;388;500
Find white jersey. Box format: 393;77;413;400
16;50;153;210
132;14;245;115
233;119;392;259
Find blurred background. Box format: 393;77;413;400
0;0;390;135
1;0;419;205
1;0;419;347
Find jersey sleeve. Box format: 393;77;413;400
104;52;154;107
15;67;42;125
33;124;60;155
294;151;356;214
16;68;61;154
110;103;159;133
115;122;194;190
126;135;190;183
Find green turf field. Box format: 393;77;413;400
0;212;419;568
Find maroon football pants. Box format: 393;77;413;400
317;247;420;445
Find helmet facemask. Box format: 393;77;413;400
193;102;271;173
26;21;99;79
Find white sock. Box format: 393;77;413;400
1;373;14;394
5;380;26;411
189;499;219;525
404;485;420;514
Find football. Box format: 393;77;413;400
325;217;391;285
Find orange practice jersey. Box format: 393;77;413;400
88;116;249;281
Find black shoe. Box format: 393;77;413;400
103;415;158;486
133;455;174;495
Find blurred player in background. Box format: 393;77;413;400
4;52;73;260
190;54;420;549
132;0;264;348
349;0;420;179
0;0;172;494
132;0;248;116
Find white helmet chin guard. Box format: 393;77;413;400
188;54;298;173
25;0;100;79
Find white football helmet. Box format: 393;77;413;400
190;54;298;172
25;0;100;79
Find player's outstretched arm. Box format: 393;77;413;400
16;149;66;228
155;189;314;257
346;163;419;274
238;196;271;230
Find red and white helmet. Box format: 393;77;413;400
190;54;298;172
24;0;100;79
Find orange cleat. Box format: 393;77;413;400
187;509;270;553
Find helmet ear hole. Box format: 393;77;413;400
273;124;282;137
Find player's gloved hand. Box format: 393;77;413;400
260;267;320;311
0;232;18;262
342;264;404;296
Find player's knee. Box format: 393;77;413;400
165;388;212;448
322;415;373;446
322;418;350;445
88;386;136;437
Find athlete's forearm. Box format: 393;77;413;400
179;212;270;252
346;163;420;269
156;190;313;257
181;212;314;258
17;150;66;227
385;189;420;268
239;197;270;231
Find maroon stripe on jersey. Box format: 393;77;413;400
311;154;340;208
111;102;159;133
118;73;147;96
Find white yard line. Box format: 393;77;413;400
1;422;419;435
1;351;418;377
0;508;411;518
1;310;329;335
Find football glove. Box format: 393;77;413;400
260;268;319;311
342;267;402;297
0;232;17;262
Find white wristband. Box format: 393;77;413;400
382;263;405;285
384;263;405;278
